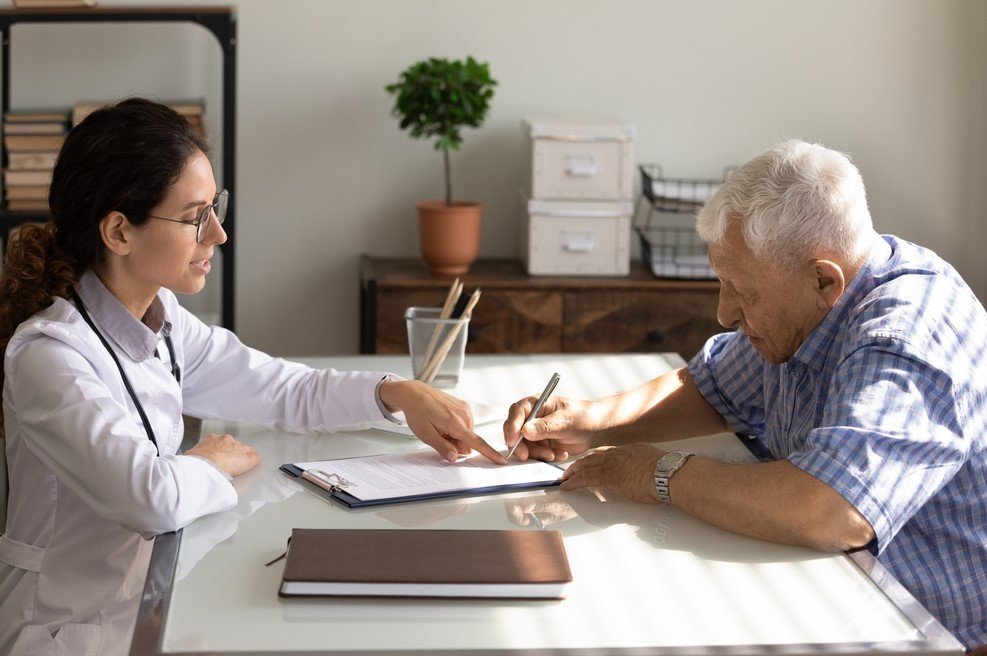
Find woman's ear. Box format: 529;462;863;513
812;259;846;310
99;212;133;256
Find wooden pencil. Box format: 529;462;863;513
415;278;461;380
420;288;481;384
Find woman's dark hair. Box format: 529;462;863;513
0;97;209;393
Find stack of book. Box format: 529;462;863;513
14;0;96;9
72;100;205;138
12;1;97;7
3;112;69;212
1;100;206;213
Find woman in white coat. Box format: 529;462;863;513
0;98;505;656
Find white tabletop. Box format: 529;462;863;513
133;354;962;655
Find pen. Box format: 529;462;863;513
506;372;561;461
524;511;546;529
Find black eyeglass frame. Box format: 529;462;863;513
145;189;229;243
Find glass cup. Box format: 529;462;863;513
405;306;469;388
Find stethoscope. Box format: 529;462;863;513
71;288;180;455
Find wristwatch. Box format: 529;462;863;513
653;451;692;505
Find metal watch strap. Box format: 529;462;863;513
654;451;692;506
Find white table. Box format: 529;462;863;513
131;354;963;655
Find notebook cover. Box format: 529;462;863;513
279;528;572;598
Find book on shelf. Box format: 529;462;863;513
3;121;68;135
4;134;66;152
5;200;49;212
12;0;97;7
72;100;204;127
278;528;572;599
7;151;59;172
4;112;70;123
5;186;48;201
4;169;52;187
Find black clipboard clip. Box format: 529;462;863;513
301;468;354;493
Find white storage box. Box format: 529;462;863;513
524;197;632;276
525;118;636;201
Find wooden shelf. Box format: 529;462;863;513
361;256;723;358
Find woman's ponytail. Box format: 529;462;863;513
0;222;77;383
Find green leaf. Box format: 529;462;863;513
385;56;497;195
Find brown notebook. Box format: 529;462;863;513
278;528;572;600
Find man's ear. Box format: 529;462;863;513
811;259;845;310
99;212;133;256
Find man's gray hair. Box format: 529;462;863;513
697;140;874;270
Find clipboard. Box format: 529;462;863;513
279;452;564;509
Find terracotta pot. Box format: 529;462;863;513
417;201;483;276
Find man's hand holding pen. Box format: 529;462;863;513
503;379;671;505
505;372;561;461
503;376;599;463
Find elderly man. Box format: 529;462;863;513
505;140;986;651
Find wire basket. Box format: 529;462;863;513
635;225;716;279
634;164;728;280
639;164;723;212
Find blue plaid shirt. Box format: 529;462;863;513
688;235;987;649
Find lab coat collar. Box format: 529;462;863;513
75;269;172;362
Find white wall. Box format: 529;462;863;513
9;0;986;355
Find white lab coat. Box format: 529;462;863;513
0;276;391;655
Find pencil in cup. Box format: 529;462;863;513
419;289;481;384
405;306;470;387
416;278;462;377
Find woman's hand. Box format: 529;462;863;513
186;433;262;477
379;379;506;464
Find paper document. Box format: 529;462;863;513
288;450;563;505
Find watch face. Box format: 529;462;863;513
658;451;687;472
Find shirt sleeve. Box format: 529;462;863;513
787;334;969;554
688;331;768;437
174;306;392;431
6;334;238;536
186;454;234;483
374;373;406;423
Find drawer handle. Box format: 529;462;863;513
647;329;664;344
561;229;597;253
564;154;601;177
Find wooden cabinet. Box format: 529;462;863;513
361;256;724;358
563;289;720;353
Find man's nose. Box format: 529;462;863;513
716;287;742;329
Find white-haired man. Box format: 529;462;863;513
505;140;986;651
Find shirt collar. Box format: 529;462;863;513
791;236;893;372
75;269;171;362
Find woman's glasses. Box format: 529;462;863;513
146;189;229;243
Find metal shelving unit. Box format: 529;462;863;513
0;6;237;331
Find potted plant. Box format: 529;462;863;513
386;56;497;275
